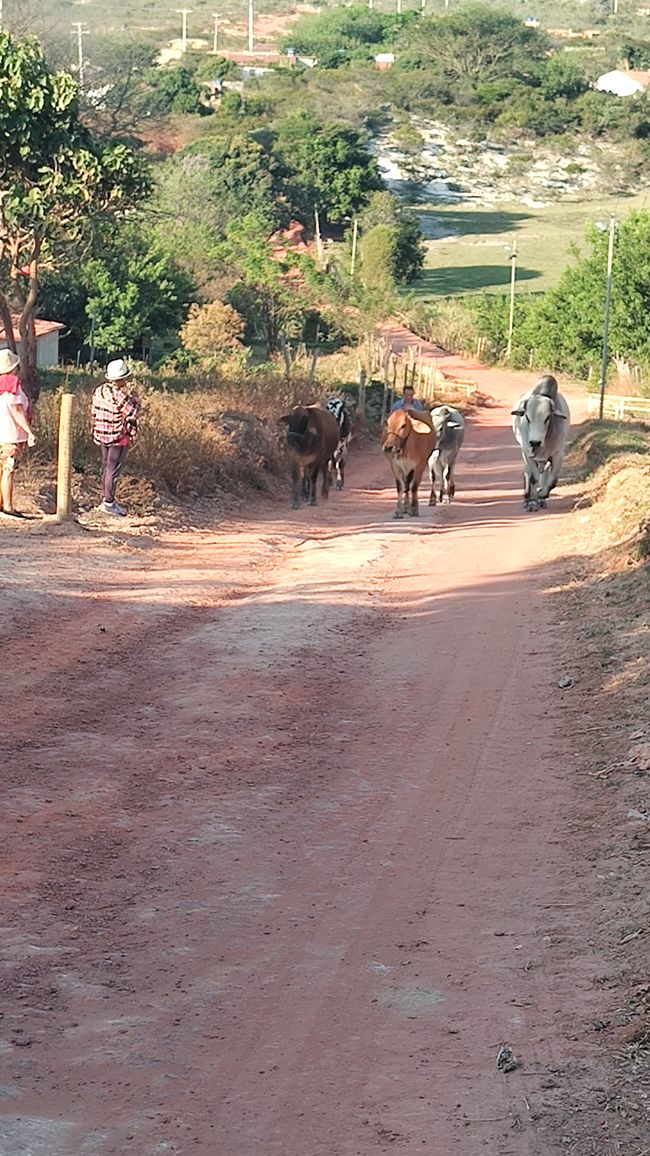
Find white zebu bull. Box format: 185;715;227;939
428;405;465;505
325;396;351;490
512;375;570;512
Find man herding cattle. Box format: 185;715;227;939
383;407;436;519
511;375;570;512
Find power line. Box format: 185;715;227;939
248;0;254;53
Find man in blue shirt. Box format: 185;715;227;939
390;385;424;413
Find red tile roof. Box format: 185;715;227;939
0;316;64;341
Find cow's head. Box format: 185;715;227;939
383;408;432;456
279;405;311;450
512;394;566;456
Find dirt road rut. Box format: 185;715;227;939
1;378;601;1155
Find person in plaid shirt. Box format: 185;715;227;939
91;359;140;517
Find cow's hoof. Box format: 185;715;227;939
309;498;317;507
393;511;404;520
336;481;343;491
524;500;539;513
408;508;419;517
539;498;548;509
291;501;299;510
428;498;436;507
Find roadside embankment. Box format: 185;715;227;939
547;419;650;1150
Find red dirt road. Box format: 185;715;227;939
1;377;601;1155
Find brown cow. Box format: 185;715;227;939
382;408;437;519
279;403;340;509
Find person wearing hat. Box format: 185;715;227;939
91;358;141;517
0;349;36;519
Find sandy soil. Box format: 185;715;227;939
1;368;628;1156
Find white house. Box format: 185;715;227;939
595;69;650;96
0;316;64;368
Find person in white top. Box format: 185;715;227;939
0;349;36;519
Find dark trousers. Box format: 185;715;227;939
101;443;128;503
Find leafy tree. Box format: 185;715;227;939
152;135;280;294
281;5;412;68
505;212;650;375
216;213;316;353
273;111;382;223
359;191;425;284
0;31;149;392
538;54;589;102
619;38;650;71
180;302;245;357
81;222;193;356
398;6;549;92
359;225;400;291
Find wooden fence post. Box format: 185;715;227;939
358;366;367;419
55;388;75;522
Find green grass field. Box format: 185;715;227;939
415;193;649;298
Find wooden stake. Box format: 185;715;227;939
55;389;74;522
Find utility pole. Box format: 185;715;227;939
210;12;220;53
368;0;373;8
314;207;324;268
397;0;402;13
506;239;517;361
176;8;192;52
71;22;89;88
248;0;254;52
350;218;359;279
613;0;619;13
598;217;617;420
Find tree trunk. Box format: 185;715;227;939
17;250;41;402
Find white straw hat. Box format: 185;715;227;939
106;358;131;381
0;348;20;375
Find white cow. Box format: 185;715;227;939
428;405;465;505
511;375;570;512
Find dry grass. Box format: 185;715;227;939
31;371;332;502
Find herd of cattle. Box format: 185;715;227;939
279;374;571;517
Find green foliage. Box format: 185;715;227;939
143;65;203;116
397;5;549;91
216;212;308;353
619;38;650;71
41;219;193;358
359;225;398;291
151;135;279;294
281;5;413;69
462;212;650;376
0;30;150;386
273;110;382;222
538;54;589;102
359;191;425;284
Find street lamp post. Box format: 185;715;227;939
211;12;220;54
598;216;617;420
176;8;192;52
505;239;517;361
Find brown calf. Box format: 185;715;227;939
382;408;437;519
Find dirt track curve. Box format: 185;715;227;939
1;369;602;1156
